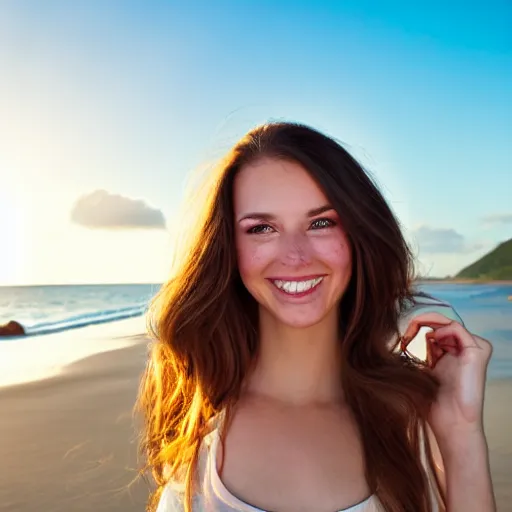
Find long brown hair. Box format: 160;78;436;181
136;122;445;511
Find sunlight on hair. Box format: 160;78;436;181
165;154;232;281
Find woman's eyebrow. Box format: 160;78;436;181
307;204;334;217
237;204;334;222
238;212;276;222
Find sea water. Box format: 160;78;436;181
0;283;160;336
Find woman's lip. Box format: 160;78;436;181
269;277;324;298
266;274;326;281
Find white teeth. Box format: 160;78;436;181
272;277;323;294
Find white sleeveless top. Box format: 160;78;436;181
156;414;440;512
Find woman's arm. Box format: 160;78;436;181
436;427;495;512
427;422;495;511
402;312;495;511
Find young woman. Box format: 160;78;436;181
137;122;495;512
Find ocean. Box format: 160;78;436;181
0;282;511;380
0;283;161;336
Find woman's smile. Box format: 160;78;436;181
268;275;325;299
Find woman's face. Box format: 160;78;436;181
234;157;352;328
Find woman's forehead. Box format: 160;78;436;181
233;158;329;214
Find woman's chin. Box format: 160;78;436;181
271;309;329;329
258;295;338;330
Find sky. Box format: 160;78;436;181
0;0;511;285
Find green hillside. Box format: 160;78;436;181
456;238;512;280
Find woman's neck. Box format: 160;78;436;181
246;307;343;406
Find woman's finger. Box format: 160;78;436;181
426;333;460;366
425;338;446;368
401;312;454;351
428;322;480;350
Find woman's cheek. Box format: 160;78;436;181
236;239;274;278
312;236;351;267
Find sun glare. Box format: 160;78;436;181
0;190;28;286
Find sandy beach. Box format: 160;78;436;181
0;320;150;512
0;320;510;511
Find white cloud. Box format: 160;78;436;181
411;225;482;254
408;225;490;277
481;213;512;226
70;190;166;229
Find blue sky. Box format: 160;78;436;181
1;0;511;284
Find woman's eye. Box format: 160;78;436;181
310;218;336;230
247;224;274;234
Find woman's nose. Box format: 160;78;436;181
279;232;313;266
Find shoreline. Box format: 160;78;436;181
0;316;148;388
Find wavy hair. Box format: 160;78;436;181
136;122;445;512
